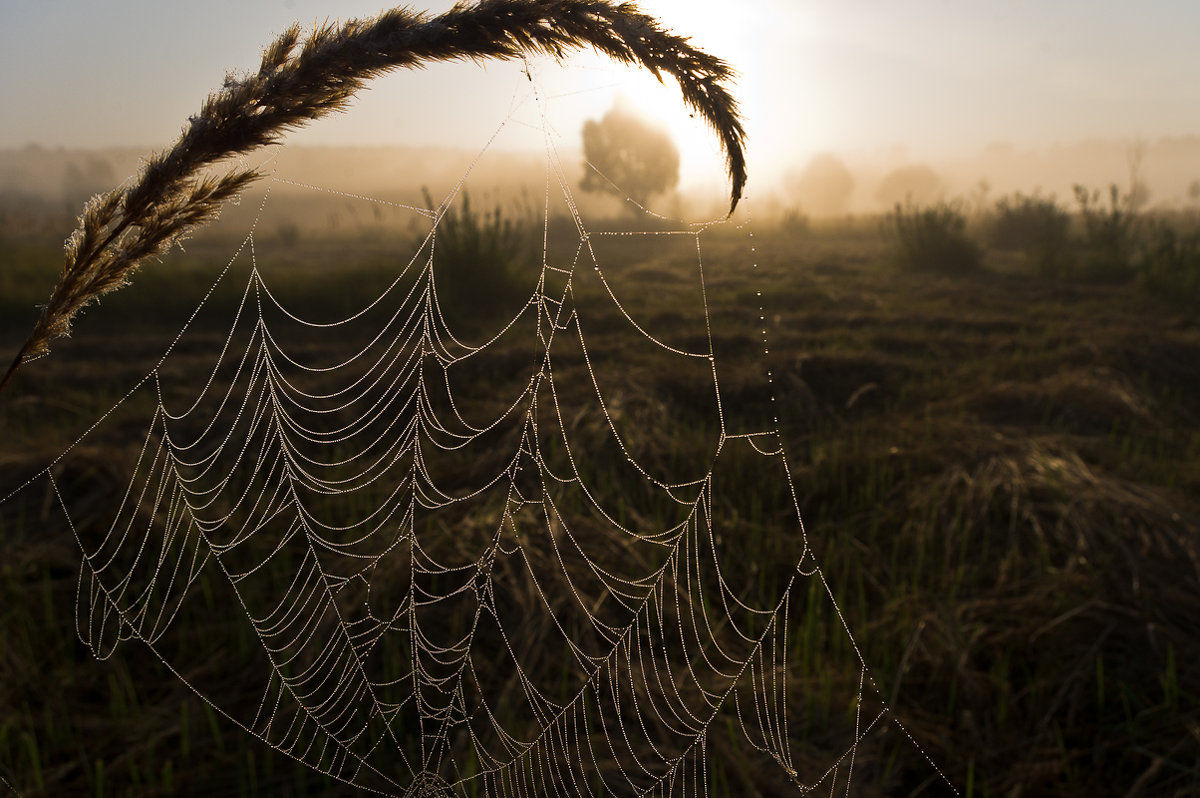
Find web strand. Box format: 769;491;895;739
0;65;958;798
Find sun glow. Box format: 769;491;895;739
528;57;733;199
618;0;760;187
544;0;815;193
619;76;728;184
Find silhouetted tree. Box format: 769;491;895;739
785;153;854;216
875;164;944;207
581;103;679;213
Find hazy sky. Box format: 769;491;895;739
4;0;1200;188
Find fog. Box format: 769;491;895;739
778;137;1200;218
6;0;1200;219
5;133;1200;233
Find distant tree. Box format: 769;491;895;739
875;164;944;207
581;102;679;212
785;153;854;216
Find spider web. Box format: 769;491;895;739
2;60;953;797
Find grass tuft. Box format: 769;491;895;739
990;191;1073;278
421;187;536;331
886;200;982;275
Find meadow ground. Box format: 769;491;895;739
0;212;1197;797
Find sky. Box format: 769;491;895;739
3;0;1200;191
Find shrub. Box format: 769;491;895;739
421;187;535;331
989;192;1073;277
1139;219;1200;305
1073;184;1140;283
886;200;982;275
779;206;810;236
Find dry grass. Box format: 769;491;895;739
2;220;1199;795
0;0;746;396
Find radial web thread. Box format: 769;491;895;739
1;64;954;798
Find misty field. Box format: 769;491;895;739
0;193;1197;798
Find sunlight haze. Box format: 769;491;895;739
3;0;1200;198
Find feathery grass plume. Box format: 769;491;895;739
0;0;746;397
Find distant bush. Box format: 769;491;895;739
990;192;1073;277
1139;219;1200;304
1073;184;1140;283
778;206;810;236
421;187;534;329
990;192;1068;250
875;164;945;208
997;181;1200;302
886;200;982;275
785;153;854;217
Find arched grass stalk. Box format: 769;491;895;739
0;0;746;397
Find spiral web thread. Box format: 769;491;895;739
2;63;953;797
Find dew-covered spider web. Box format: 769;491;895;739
1;58;954;797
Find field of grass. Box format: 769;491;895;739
0;202;1198;797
